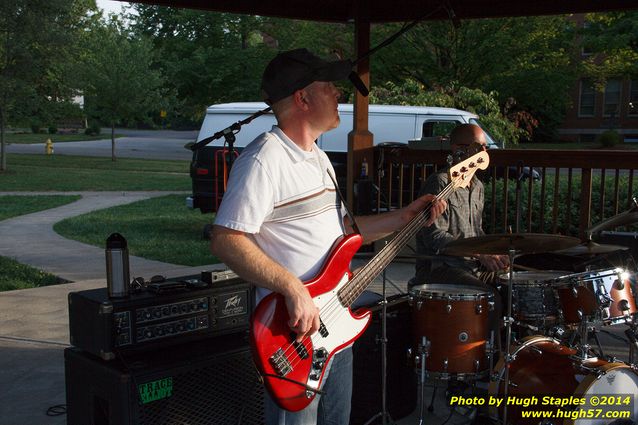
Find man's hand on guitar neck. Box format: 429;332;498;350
284;282;321;343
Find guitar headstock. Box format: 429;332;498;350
448;149;490;189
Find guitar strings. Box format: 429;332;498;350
270;148;487;372
274;182;458;375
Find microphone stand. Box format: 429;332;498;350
501;247;517;425
363;268;395;425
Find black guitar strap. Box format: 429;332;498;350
326;168;361;235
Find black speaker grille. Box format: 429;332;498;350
138;349;264;425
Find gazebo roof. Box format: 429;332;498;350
127;0;637;22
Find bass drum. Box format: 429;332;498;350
489;336;638;425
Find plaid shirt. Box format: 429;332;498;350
415;168;485;279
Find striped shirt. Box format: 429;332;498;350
214;126;346;300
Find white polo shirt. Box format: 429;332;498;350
214;126;346;300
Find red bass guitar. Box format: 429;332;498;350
250;149;489;411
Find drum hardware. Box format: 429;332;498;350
409;284;490;381
416;336;430;425
489;335;638;425
487;331;496;378
362;269;395;425
626;325;638;365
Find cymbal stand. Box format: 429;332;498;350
363;269;395;425
417;336;430;425
500;247;517;425
625;324;638;365
574;318;597;361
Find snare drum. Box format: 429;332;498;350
409;284;490;379
555;268;637;325
489;335;638;425
499;271;563;326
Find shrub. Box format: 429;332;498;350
84;124;101;136
598;130;621;147
48;126;58;134
30;124;41;134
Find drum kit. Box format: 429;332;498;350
403;226;638;425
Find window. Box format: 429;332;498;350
630;80;638;116
579;79;595;117
422;120;459;138
603;79;621;117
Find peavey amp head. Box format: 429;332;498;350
68;270;253;360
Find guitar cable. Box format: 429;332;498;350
260;372;326;395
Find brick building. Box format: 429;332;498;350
559;15;638;143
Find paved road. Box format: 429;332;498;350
6;129;199;161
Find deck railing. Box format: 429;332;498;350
370;146;638;238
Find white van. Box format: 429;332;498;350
189;102;502;213
195;102;501;152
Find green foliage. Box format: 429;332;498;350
369;80;525;145
0;256;60;292
78;15;164;160
581;12;638;85
484;173;638;236
370;16;577;143
84;123;101;136
54;195;216;266
130;6;273;123
0;0;96;171
598;130;621;147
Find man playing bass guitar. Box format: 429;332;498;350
210;48;446;425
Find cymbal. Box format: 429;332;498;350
439;233;581;256
587;207;638;236
554;240;628;255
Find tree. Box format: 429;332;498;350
131;5;272;124
580;12;638;87
0;0;95;172
370;16;577;142
80;16;164;161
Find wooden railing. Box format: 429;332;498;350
370;146;638;238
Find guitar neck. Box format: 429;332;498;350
338;181;456;307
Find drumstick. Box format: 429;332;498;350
512;263;541;272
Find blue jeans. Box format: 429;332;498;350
264;347;353;425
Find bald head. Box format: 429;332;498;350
450;124;487;150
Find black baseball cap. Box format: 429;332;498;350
261;48;368;105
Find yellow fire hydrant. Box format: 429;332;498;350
45;138;54;155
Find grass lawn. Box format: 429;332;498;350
4;133;116;144
54;194;216;267
0;195;81;221
0;256;62;291
0;154;190;191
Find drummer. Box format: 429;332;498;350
411;124;509;330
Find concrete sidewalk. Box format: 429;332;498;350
0;191;220;282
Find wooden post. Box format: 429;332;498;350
346;19;373;211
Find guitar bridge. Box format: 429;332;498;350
269;348;292;376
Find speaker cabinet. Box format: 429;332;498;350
350;295;417;424
65;336;264;425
